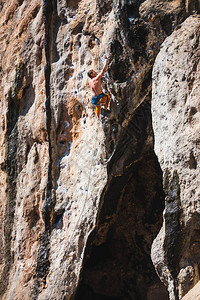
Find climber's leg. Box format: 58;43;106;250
95;105;101;119
104;94;110;110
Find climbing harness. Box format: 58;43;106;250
92;93;110;119
92;93;109;106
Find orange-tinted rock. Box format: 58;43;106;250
0;0;199;299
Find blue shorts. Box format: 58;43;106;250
92;93;109;105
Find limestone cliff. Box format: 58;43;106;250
0;1;199;300
151;15;200;300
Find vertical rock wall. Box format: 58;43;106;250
0;1;47;299
151;15;200;300
0;0;199;299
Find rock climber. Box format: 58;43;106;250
87;55;110;119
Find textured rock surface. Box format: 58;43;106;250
151;15;200;300
182;281;200;300
0;1;47;299
0;0;199;299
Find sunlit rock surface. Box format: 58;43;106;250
0;0;199;299
151;15;200;300
182;281;200;300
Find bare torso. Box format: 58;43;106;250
89;77;103;96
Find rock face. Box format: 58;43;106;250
151;15;200;300
0;0;199;300
182;281;200;300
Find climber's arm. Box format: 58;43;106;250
96;56;108;80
